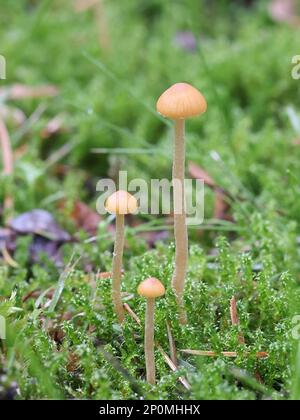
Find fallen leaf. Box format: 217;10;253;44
70;201;101;235
9;209;71;242
29;235;64;267
213;189;232;221
67;353;80;372
230;296;245;345
8;210;71;267
188;161;216;189
189;161;233;221
48;325;65;345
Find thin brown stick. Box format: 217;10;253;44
230;296;245;344
166;320;177;365
1;245;18;268
180;349;268;358
172;119;188;324
156;344;191;391
124;303;141;326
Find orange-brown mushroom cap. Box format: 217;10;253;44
137;277;165;299
156;82;207;120
105;190;138;215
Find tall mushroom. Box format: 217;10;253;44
137;277;165;385
105;190;138;324
156;83;207;323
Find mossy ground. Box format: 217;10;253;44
1;0;300;400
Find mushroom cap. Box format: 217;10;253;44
156;82;207;120
137;277;165;299
105;190;138;215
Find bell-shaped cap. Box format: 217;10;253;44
137;277;165;299
156;82;207;120
105;190;138;215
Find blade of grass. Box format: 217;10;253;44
82;51;170;126
48;256;80;313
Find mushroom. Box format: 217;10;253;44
156;83;207;323
137;277;165;385
105;190;138;324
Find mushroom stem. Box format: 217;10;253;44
145;297;155;385
172;119;188;324
112;213;125;323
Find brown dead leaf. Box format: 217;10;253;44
188;161;216;189
213;190;232;221
49;327;65;344
67;352;80;372
71;201;102;235
189;161;232;221
230;296;245;345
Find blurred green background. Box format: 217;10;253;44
0;0;300;225
1;0;300;401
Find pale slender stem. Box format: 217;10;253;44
145;298;155;385
172;119;188;324
0;118;14;216
112;214;125;323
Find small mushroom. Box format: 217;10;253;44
156;83;207;324
137;277;165;385
105;190;138;323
